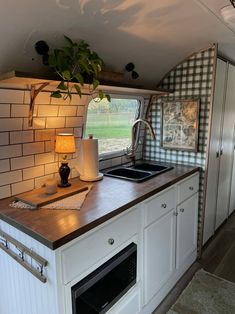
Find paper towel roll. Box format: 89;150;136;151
76;136;103;181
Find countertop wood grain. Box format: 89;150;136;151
0;163;199;250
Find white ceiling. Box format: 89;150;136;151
1;0;235;88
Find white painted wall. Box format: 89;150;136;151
0;1;235;87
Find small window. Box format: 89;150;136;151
85;96;141;155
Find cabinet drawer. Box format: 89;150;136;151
61;208;139;284
145;187;176;226
178;173;199;204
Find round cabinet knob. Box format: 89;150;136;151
173;211;178;216
189;186;194;191
161;203;167;209
180;208;185;212
108;238;115;245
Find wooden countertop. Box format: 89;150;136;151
0;164;199;250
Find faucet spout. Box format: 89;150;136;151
127;118;156;161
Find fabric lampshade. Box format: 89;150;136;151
55;133;76;154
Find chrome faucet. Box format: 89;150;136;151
127;118;156;163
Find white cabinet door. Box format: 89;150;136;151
216;63;235;229
203;58;227;244
229;146;235;215
144;208;176;304
176;193;198;269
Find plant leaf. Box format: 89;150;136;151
57;81;68;90
61;70;71;81
74;84;82;97
75;73;84;86
48;55;56;67
93;78;99;91
64;35;74;47
98;90;104;100
62;46;73;57
105;94;111;102
51;90;62;98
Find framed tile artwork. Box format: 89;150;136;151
161;99;200;152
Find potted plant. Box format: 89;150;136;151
35;36;110;101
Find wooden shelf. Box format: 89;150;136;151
0;71;172;96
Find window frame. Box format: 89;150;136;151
84;93;145;160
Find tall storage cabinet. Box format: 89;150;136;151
203;59;235;244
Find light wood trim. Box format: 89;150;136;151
0;71;172;96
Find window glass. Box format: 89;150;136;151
85;97;140;154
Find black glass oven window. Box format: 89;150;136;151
71;243;137;314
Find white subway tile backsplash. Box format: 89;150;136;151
46;117;65;128
23;142;44;155
38;105;58;117
23;118;46;130
0;118;23;131
35;152;55;165
11;179;34;195
35;129;55;141
65;117;83;127
0;104;10;117
0;90;24;104
0;88;121;198
59;106;77;116
0;132;9;145
45;140;54;153
10;130;34;144
34;92;51;105
77;106;85;116
50;96;70;105
33;118;46;129
11;104;29;117
0;185;11;199
23;165;44;180
11;156;34;170
0;160;10;173
23;91;31;104
74;128;82;138
0;145;22;159
55;128;73;135
0;170;22;186
45;162;59;175
70;94;89;106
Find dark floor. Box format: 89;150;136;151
153;211;235;314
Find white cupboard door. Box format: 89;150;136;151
216;63;235;229
229;144;235;215
203;58;226;244
144;209;176;304
176;194;198;269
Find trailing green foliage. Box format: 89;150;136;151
47;36;110;101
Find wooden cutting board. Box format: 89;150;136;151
15;181;90;208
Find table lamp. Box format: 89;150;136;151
55;133;76;187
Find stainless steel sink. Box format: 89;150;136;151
103;162;173;182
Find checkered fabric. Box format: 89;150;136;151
143;46;216;249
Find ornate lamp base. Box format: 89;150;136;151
58;161;71;187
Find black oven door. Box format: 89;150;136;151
71;242;137;314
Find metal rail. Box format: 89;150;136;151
0;229;48;283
